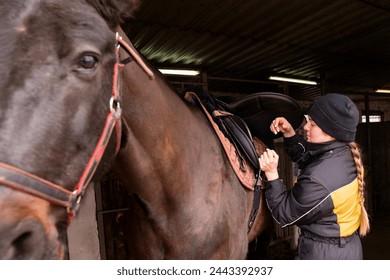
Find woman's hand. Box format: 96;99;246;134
259;148;280;181
270;117;296;138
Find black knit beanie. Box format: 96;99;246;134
307;93;359;142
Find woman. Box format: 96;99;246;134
259;93;370;259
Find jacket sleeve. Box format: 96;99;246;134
264;175;333;227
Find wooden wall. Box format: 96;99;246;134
95;173;132;259
357;122;390;217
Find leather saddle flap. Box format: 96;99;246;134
220;114;260;170
225;92;304;148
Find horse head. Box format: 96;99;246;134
0;0;140;260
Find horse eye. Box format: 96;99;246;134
78;54;98;70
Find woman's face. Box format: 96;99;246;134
303;116;335;143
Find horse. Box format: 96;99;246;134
0;0;274;259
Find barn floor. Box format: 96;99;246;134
265;214;390;260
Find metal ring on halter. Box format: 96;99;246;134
67;190;83;216
110;97;122;119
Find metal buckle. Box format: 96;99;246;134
67;190;84;217
110;97;122;120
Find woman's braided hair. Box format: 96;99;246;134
348;142;370;236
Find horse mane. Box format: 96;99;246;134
85;0;141;28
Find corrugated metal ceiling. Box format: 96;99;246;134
123;0;390;102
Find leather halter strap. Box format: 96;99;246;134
0;53;122;221
0;33;153;224
0;109;119;223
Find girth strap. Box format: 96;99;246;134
248;172;263;232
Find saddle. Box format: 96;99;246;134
185;90;304;173
184;90;304;232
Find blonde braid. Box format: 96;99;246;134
348;142;370;236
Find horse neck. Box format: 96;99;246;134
113;34;207;200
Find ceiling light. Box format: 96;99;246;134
375;89;390;93
269;76;318;85
159;69;200;76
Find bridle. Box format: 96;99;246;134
0;33;154;224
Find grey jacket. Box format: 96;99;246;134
264;135;363;259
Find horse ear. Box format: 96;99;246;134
86;0;142;28
113;0;142;20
